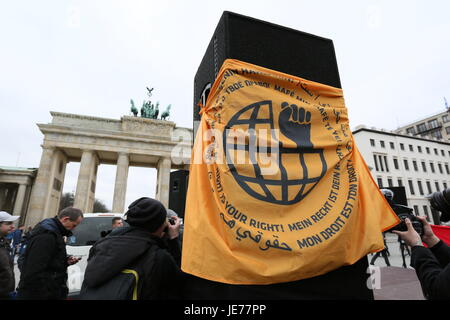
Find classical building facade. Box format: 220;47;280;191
0;166;37;223
353;125;450;225
23;111;192;227
394;109;450;141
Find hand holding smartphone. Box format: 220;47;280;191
68;255;82;265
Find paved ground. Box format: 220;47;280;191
12;232;426;300
368;232;425;300
368;232;413;269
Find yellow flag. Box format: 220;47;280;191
181;59;399;285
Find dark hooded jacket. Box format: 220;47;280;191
0;236;14;299
17;217;72;300
82;226;185;299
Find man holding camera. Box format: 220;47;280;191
393;216;450;299
81;197;185;299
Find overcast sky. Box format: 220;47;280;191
1;1;449;210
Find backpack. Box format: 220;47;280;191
79;236;158;300
17;227;63;273
17;229;41;272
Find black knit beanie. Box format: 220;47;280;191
124;197;167;232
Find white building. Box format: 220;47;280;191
353;125;450;225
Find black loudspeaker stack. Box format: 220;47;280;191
168;170;189;219
384;187;408;206
186;11;374;300
193;11;341;137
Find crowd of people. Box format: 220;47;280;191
0;197;184;300
1;196;449;300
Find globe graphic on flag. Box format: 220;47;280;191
223;100;327;205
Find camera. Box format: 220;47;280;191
388;203;424;236
380;189;424;236
428;188;450;222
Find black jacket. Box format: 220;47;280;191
82;226;185;299
17;217;72;300
0;236;14;299
411;240;450;299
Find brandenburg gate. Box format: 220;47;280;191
25;111;192;227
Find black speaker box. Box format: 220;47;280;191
193;11;341;136
188;12;373;299
383;187;408;206
168;170;189;218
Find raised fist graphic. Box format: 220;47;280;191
278;102;313;149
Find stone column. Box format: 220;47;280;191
26;146;55;227
13;184;27;216
0;185;6;210
47;149;68;217
74;150;99;213
4;185;18;213
156;157;171;207
19;185;33;227
112;152;129;213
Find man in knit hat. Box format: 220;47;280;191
81;197;185;299
0;211;20;299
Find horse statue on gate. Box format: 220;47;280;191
129;87;172;120
161;104;171;120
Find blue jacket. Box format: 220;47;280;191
10;229;23;246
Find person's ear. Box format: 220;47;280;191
60;216;71;225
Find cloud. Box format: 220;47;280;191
1;1;449;212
